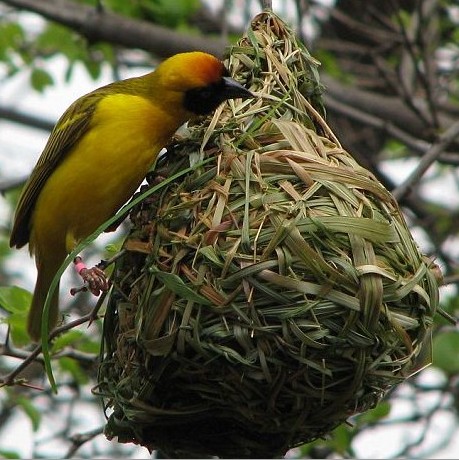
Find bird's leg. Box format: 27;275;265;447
71;256;110;296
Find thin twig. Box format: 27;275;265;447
391;0;432;127
324;93;431;154
442;273;459;286
0;292;107;388
0;341;44;364
416;0;440;128
393;121;459;200
65;426;105;458
1;0;226;58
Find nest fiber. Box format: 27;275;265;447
96;12;439;458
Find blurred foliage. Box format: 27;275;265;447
296;403;391;458
433;330;459;375
0;0;202;91
0;285;31;346
104;0;201;29
314;49;353;83
0;16;113;90
0;449;21;459
0;0;458;458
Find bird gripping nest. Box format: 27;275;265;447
95;11;440;459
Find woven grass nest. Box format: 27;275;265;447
95;11;440;459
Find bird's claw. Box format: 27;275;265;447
79;266;110;295
71;257;110;296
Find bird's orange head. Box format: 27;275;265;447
154;51;253;115
156;52;225;90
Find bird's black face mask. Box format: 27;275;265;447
184;74;253;115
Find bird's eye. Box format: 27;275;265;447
183;83;222;115
199;88;212;99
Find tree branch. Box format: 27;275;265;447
1;0;227;58
392;120;459;200
324;92;431;156
0;105;54;132
322;76;455;141
2;0;456;154
65;426;104;459
0;307;102;388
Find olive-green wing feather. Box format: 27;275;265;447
9;94;99;248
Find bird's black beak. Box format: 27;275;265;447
222;77;254;100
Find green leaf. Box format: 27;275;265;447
0;286;30;346
52;329;100;355
140;0;200;28
34;23;110;84
4;312;29;347
52;330;85;352
30;68;54;92
58;357;88;385
330;424;354;455
0;238;12;259
0;449;21;459
35;23;80;60
0;286;31;314
82;57;102;80
105;0;142;17
105;241;123;254
0;22;24;64
77;336;101;354
16;395;41;432
433;330;459;375
0;22;24;47
355;401;391;425
296;423;355;458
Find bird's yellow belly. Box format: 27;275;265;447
31;94;179;253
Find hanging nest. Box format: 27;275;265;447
95;11;440;459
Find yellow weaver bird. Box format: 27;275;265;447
10;51;252;341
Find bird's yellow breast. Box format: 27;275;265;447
30;93;183;254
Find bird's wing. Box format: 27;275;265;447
10;95;99;248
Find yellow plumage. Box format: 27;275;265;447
33;94;178;251
10;51;252;341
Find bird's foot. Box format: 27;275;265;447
70;256;110;296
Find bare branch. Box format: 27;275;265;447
0;0;227;58
0;105;54;132
0;297;104;388
65;426;104;458
443;273;459;286
393;120;459;200
392;0;439;128
322;76;448;140
324;92;431;155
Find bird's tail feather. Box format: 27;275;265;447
27;258;61;342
